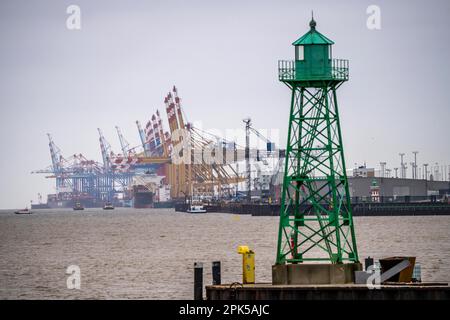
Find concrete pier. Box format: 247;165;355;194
175;202;450;216
206;283;450;300
272;263;362;285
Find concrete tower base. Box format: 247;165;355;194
272;263;363;285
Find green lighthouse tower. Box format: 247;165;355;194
274;17;360;283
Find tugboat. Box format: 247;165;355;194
73;202;84;211
186;185;206;214
187;204;207;214
15;207;32;215
103;202;114;210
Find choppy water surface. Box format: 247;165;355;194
0;208;449;299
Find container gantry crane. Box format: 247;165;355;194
47;133;65;189
242;117;278;202
97;128;113;173
115;125;133;156
136;120;151;157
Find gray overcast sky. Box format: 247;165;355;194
0;0;449;208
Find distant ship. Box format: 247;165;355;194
187;205;206;214
15;207;32;215
131;173;165;208
31;203;49;209
43;191;107;209
73;202;84;211
30;193;49;209
132;185;154;208
103;202;114;210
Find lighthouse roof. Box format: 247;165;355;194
292;18;334;45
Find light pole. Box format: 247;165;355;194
394;167;399;178
386;168;391;178
399;153;405;178
423;163;429;180
243;118;251;203
412;151;418;179
380;162;386;178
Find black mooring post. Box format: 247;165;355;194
365;256;374;271
212;261;221;285
194;262;203;300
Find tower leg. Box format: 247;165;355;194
275;83;358;265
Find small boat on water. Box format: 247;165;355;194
103;202;114;210
15;207;32;215
73;202;84;211
187;205;207;214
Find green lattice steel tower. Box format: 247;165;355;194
275;17;359;265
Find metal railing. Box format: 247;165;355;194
278;60;296;80
330;59;349;80
278;59;349;81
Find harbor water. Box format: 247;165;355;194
0;208;449;299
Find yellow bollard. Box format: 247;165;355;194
237;245;255;284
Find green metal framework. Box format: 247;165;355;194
275;63;359;265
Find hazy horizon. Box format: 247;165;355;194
1;0;449;208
